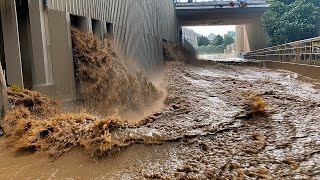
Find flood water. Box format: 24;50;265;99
0;138;180;179
1;58;320;179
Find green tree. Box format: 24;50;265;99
212;35;224;46
284;0;319;42
198;36;210;46
277;0;319;6
223;34;235;46
262;0;320;46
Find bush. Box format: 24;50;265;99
196;45;226;54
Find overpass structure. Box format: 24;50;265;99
176;0;269;53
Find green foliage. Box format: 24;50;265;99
262;0;320;46
223;35;235;46
275;0;319;6
196;45;225;54
198;36;210;46
212;35;224;46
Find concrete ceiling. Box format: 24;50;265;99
176;5;268;26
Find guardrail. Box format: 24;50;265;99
244;37;320;66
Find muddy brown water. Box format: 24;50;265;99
0;138;180;179
1;59;320;179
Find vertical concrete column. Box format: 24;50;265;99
28;0;54;87
244;19;267;51
79;17;93;34
235;25;244;54
236;25;251;55
101;21;107;43
0;62;8;114
92;20;103;41
47;10;77;101
0;0;24;87
0;9;6;76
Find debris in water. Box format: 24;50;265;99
163;42;188;63
285;157;300;170
2;29;168;157
7;86;61;118
5;112;124;157
242;93;268;117
256;166;272;180
252;131;267;142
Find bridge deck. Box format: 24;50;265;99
175;0;268;25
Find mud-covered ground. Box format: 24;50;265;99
1;60;320;179
116;60;319;179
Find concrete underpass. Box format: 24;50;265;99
176;0;268;54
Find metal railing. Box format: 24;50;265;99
244;37;320;66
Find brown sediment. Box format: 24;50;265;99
3;87;164;157
5;112;124;157
163;41;188;63
7;86;60;119
71;28;160;117
2;86;60;143
252;131;267;142
242;92;268;117
1;29;171;157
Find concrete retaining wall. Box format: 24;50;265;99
47;0;178;73
244;61;320;80
235;19;266;54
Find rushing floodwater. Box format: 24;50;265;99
1;58;320;179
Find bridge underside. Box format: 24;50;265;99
176;5;268;53
176;6;268;26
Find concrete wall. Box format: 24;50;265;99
225;43;236;54
244;61;320;81
45;10;77;102
0;0;178;103
182;27;198;47
236;25;250;54
235;19;266;54
0;0;24;87
47;0;177;74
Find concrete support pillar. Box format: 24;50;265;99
244;19;266;51
235;25;249;55
0;0;24;87
28;0;54;87
102;21;107;38
47;10;77;101
92;19;103;41
0;62;8;114
0;13;5;72
235;19;266;55
79;17;92;34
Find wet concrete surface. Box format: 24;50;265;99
1;60;320;179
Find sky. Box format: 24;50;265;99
185;26;235;36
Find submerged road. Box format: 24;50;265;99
1;58;320;179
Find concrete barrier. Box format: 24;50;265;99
244;61;320;80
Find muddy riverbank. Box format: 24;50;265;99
1;59;320;179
